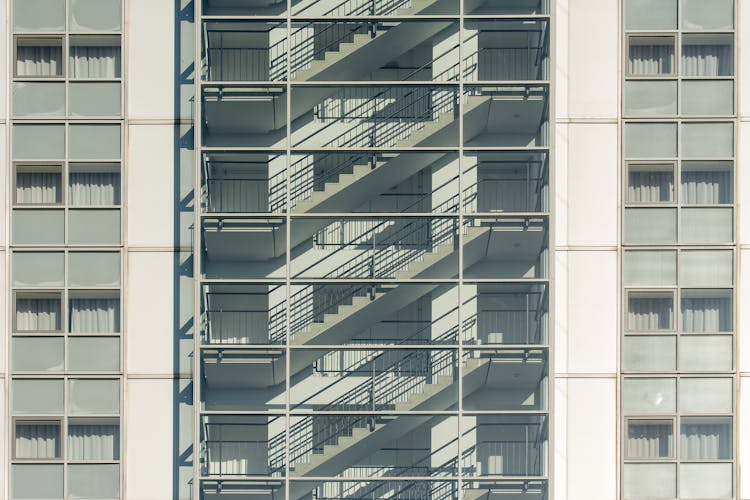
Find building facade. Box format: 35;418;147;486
0;0;745;499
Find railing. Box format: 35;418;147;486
202;157;287;213
300;85;456;149
266;333;457;472
203;440;273;476
463;47;547;81
294;0;412;17
460;421;547;478
203;307;287;344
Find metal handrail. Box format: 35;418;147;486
267;330;457;470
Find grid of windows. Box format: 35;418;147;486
196;0;551;499
621;1;736;498
9;1;124;499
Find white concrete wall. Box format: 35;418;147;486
125;1;182;497
738;2;749;498
554;1;619;499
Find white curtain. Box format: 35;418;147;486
628;171;673;202
69;172;120;205
16;172;61;204
16;298;61;331
15;423;60;458
627;422;672;458
69;46;121;78
681;422;731;459
16;46;62;76
628;44;674;75
681;297;731;332
69;298;120;333
628;297;673;330
68;424;119;460
682;44;732;77
681;171;731;204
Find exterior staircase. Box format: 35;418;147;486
286;356;490;499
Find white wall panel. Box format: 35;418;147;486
739;249;750;372
567;0;619;119
127;0;175;119
565;250;618;374
126;251;174;375
127;125;175;248
565;123;619;246
560;377;617;500
740;0;750;118
739;124;750;245
125;379;173;500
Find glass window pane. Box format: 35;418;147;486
12;337;64;372
681;123;734;158
68;418;120;460
14;421;61;459
68;252;120;287
70;0;122;31
68;379;120;415
627;291;674;331
13;0;65;31
623;463;676;499
69;293;120;333
13;379;64;414
15;166;62;204
68;464;120;500
624;80;677;116
13;252;64;287
13;210;64;245
69;209;121;245
682;0;733;29
680;417;732;459
679;336;732;371
623;336;676;371
681;208;733;244
679;377;733;413
625;0;677;30
69;36;121;78
682;34;734;77
15;293;62;332
681;162;733;204
627;163;674;203
680;250;733;286
623;377;676;413
626;419;673;458
16;37;63;77
69;124;121;160
624;123;677;158
11;464;63;499
679;464;733;499
681;289;732;333
623;250;677;286
69;163;121;205
69;337;120;372
681;80;734;116
13;124;64;160
628;36;675;76
70;82;121;117
13;82;65;117
624;208;676;244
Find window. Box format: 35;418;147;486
16;37;64;77
626;419;674;459
14;420;62;459
628;36;675;76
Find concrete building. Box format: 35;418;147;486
0;0;743;499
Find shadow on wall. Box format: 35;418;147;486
174;0;196;499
